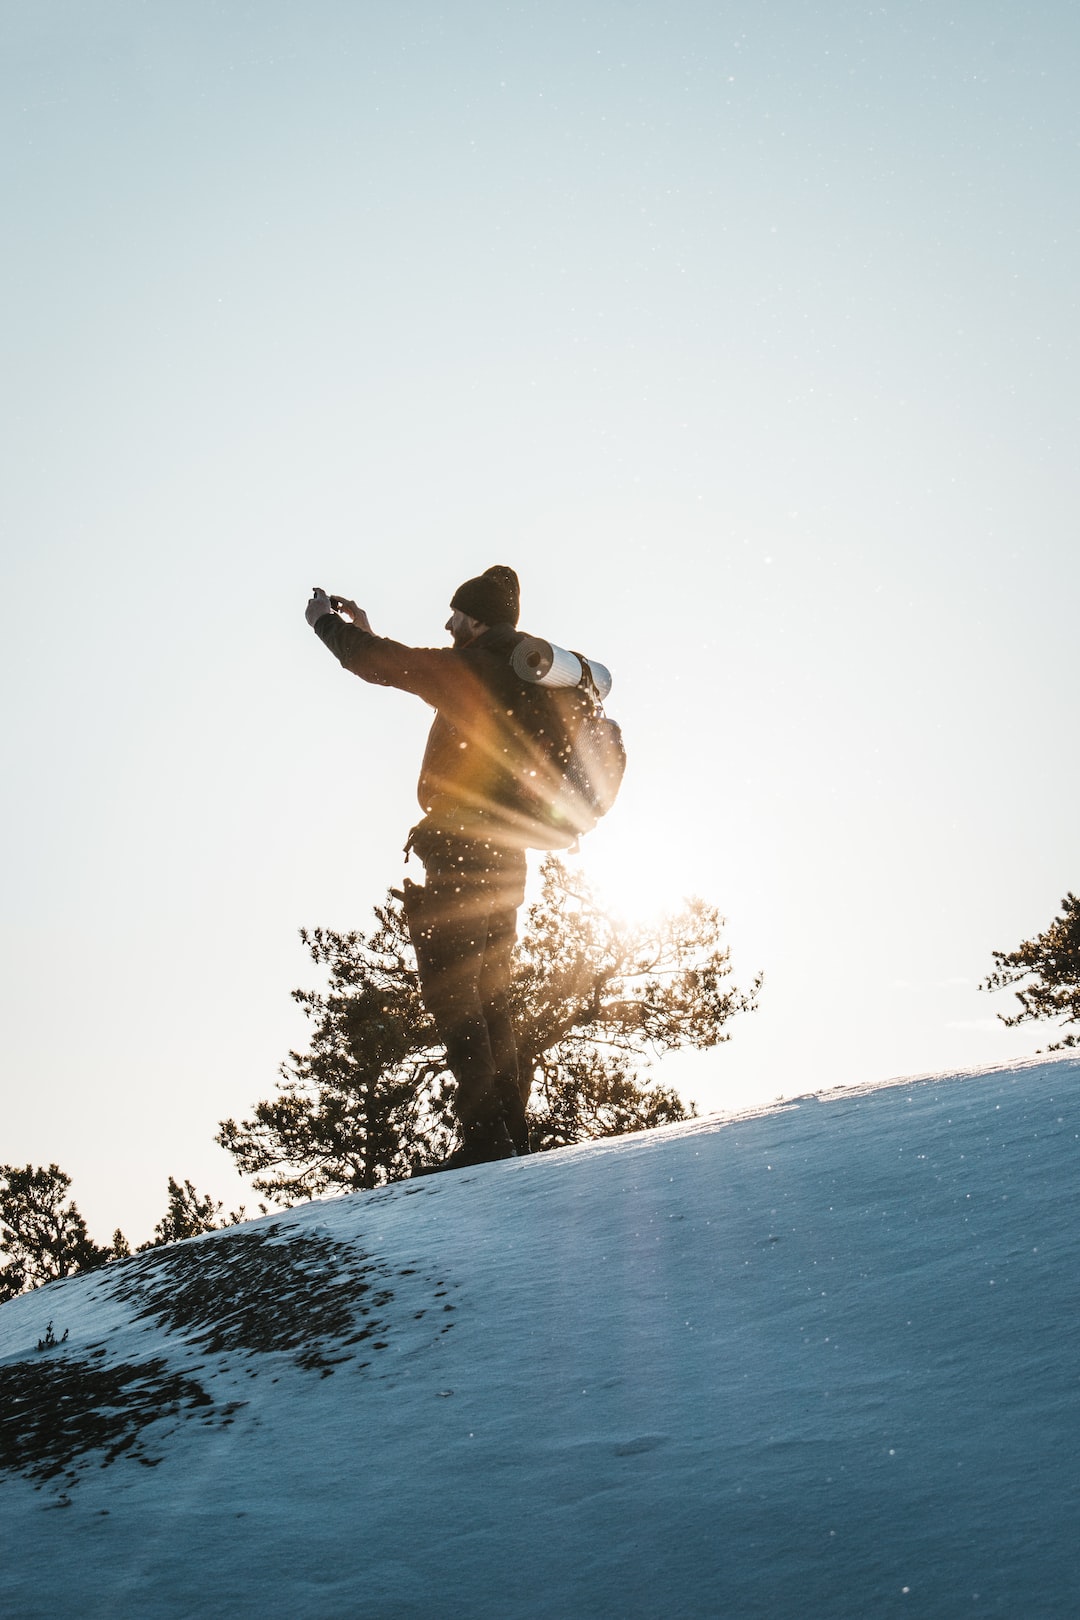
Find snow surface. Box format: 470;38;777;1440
2;1058;1078;1620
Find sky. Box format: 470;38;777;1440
2;1057;1079;1617
2;1;1079;1243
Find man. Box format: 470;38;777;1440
305;565;537;1168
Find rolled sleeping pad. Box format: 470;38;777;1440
511;636;613;699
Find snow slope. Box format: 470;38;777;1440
2;1058;1078;1620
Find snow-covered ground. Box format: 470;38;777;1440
2;1057;1078;1620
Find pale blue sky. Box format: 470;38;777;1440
3;1;1077;1241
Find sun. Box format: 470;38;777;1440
575;809;699;926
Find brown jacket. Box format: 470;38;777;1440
314;616;542;842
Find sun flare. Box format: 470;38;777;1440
574;813;699;927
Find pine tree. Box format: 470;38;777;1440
981;893;1080;1049
218;893;456;1199
218;855;760;1198
137;1177;252;1250
0;1164;124;1302
0;1168;251;1299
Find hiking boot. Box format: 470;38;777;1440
495;1077;531;1155
411;1117;517;1177
454;1112;517;1166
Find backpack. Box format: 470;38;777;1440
495;649;627;851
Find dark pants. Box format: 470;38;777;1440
403;829;529;1150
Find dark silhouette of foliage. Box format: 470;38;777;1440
0;1168;250;1300
218;855;760;1199
0;1164;124;1302
218;893;456;1199
981;893;1080;1049
137;1177;253;1251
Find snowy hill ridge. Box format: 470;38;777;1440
2;1058;1079;1620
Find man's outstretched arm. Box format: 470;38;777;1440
305;587;460;708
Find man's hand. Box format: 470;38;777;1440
330;597;372;633
306;587;334;627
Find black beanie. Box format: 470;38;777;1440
450;564;521;627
